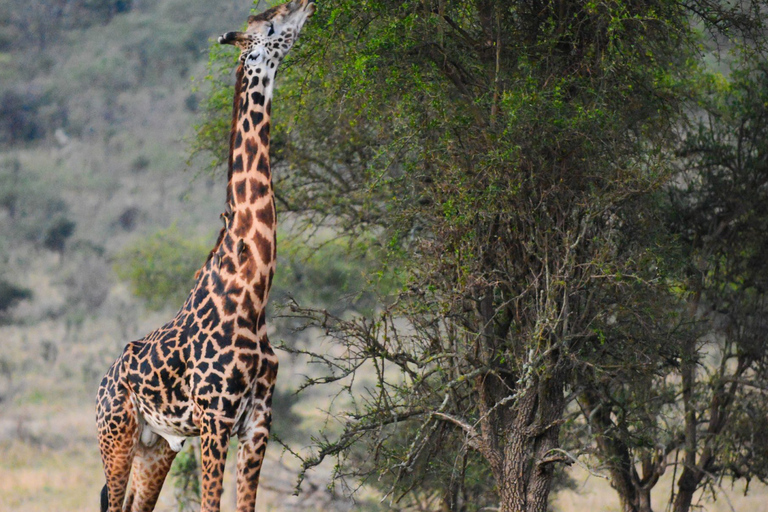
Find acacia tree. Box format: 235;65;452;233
561;56;768;512
194;1;767;511
669;60;768;512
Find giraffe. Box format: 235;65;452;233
95;1;315;510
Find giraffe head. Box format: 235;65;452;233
219;0;315;75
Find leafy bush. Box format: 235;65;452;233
0;278;31;315
0;89;46;143
113;224;209;310
43;217;76;253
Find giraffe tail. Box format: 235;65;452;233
100;484;109;512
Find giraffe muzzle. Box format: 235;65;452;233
218;31;244;45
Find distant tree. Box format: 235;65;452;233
0;278;32;318
567;56;768;512
43;216;76;254
668;59;768;512
0;90;46;144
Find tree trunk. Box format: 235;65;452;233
637;488;653;512
483;369;566;512
580;389;656;512
672;467;698;512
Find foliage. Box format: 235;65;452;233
0;158;79;249
171;443;201;512
0;89;48;144
113;224;209;311
565;55;768;512
192;1;768;511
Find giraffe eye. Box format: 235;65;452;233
267;23;274;36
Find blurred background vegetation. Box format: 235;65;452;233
0;0;374;509
2;0;768;511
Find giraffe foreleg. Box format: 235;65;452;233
199;414;232;511
235;346;278;512
234;394;274;512
124;435;179;512
96;360;140;512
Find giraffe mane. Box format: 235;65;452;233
196;63;246;279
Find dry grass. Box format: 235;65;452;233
2;399;766;512
0;428;103;512
553;466;768;512
0;398;361;512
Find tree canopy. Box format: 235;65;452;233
192;1;768;511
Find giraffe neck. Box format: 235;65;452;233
206;63;277;324
227;63;274;212
187;64;277;336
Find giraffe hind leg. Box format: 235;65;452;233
124;434;179;512
96;359;141;512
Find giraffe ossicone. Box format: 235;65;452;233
95;1;314;511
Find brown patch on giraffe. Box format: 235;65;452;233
234;209;253;238
251;92;265;108
239;253;257;283
239;292;262;332
256;153;270;178
254;203;274;228
234;335;256;350
250;179;270;203
252;272;268;304
232;154;244;174
258;358;278;383
220;254;236;274
223;292;239;316
245;137;259;170
258;122;270;146
234;179;247;203
252;229;273;265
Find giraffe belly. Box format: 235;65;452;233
132;394;200;443
141;424;188;452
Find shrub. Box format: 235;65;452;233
113;224;209;310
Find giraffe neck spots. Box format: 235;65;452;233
215;70;278;298
229;74;273;212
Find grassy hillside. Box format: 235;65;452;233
0;1;382;510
